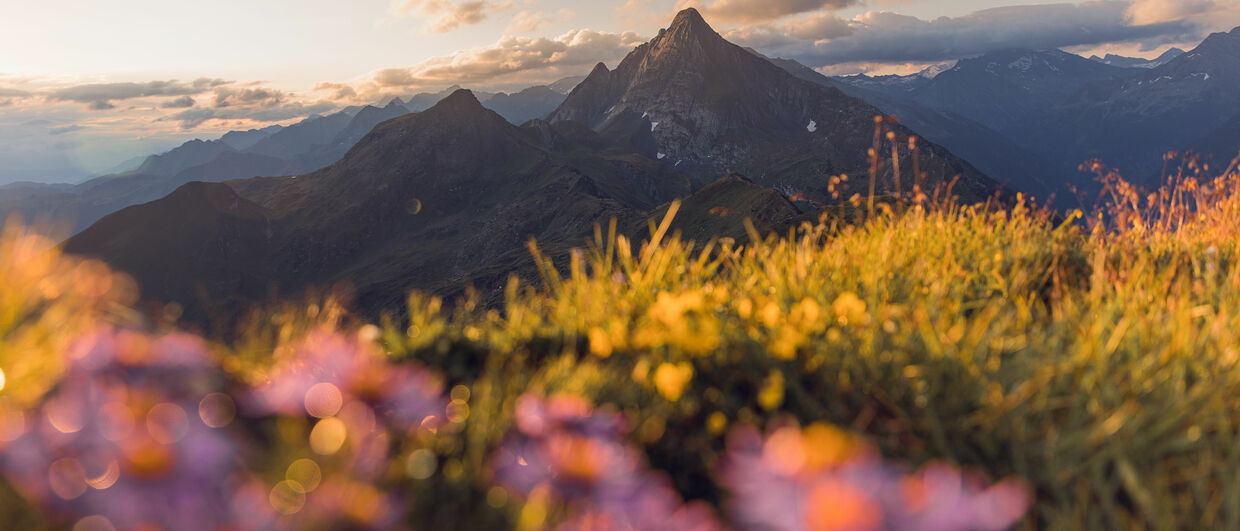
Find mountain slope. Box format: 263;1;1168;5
1028;27;1240;187
835;49;1135;134
63;181;274;323
643;174;802;244
770;56;1055;200
549;8;999;203
66;90;696;319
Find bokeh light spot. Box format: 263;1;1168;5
304;382;343;419
146;403;189;444
47;397;85;434
446;399;470;423
405;449;437;480
198;393;236;428
269;480;307;515
406;198;423;215
309;417;347;455
359;324;381;342
486;486;508;508
97;402;135;441
72;515;116;531
84;460;120;490
49;458;88;500
286;459;322;493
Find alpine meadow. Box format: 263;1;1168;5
2;2;1240;530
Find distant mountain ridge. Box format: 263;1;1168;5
1;83;574;233
831;28;1240;203
1089;48;1185;69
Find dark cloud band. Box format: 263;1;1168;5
733;1;1205;67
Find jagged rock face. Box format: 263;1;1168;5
553;9;867;170
550;8;997;201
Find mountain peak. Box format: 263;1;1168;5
670;7;706;27
666;7;717;41
429;88;486;114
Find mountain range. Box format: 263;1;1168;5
0;82;578;233
832;28;1240;205
62;8;999;325
1089;48;1185;69
43;10;1240;326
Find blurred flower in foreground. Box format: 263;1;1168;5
0;223;137;410
719;422;1031;531
0;328;242;530
247;326;445;428
493;394;720;530
241;326;447;528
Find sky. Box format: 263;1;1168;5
2;0;1238;184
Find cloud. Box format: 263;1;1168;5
212;87;286;108
46;78;231;110
326;28;646;102
0;87;30;98
160;100;338;129
724;10;853;47
312;82;359;102
734;1;1205;67
1126;0;1218;25
506;9;550;34
392;0;518;33
161;95;196;108
673;0;859;24
47;125;86;135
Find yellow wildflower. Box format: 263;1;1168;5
653;362;694;401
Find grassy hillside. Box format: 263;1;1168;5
3;159;1240;528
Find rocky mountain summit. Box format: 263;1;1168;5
550;8;997;202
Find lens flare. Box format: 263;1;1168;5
310;417;348;455
198;393;236;428
286;459;322;493
146;403;189;444
304;382;343;418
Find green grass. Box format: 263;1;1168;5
5;160;1240;528
381;166;1240;528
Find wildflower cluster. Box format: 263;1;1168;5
719;422;1030;531
492;394;720;530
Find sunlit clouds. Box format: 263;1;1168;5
1125;0;1226;26
3;0;1240;183
392;0;520;33
722;1;1218;76
46;79;231;111
674;0;860;24
336;29;646;102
